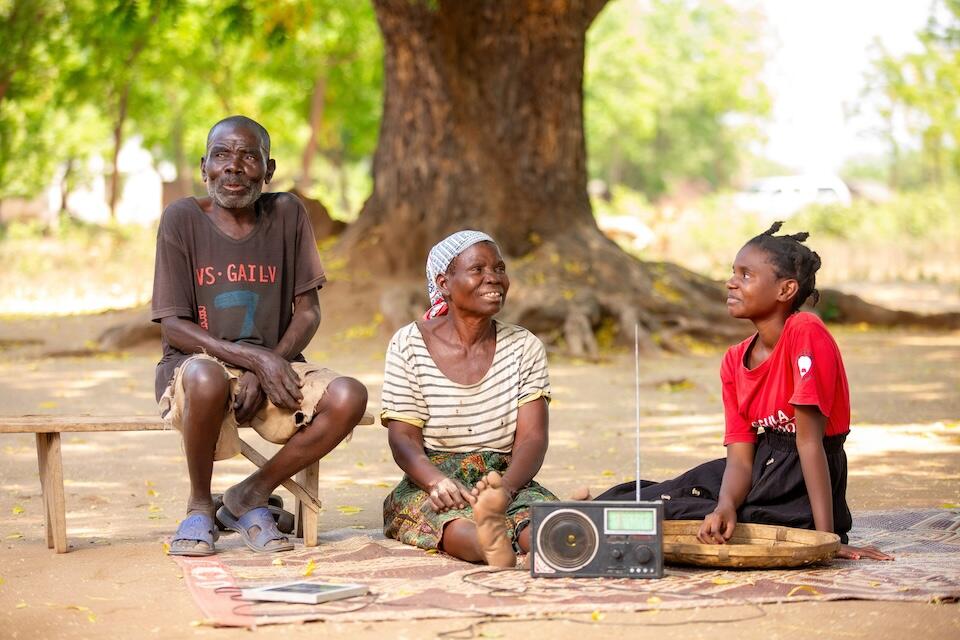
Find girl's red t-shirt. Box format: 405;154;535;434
721;312;851;445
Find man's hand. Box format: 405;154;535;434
698;505;737;544
425;477;476;512
234;371;266;425
837;543;894;561
250;350;302;411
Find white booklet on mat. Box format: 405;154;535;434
240;581;368;604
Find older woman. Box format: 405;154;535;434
380;230;558;567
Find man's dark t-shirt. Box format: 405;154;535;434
151;193;325;401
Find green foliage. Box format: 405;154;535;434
860;0;960;188
585;0;771;199
793;187;960;242
0;0;383;214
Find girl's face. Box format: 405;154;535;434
726;243;795;320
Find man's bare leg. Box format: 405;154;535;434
174;359;230;554
222;377;367;545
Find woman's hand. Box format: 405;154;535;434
698;505;737;544
426;477;476;512
234;371;266;424
837;543;894;561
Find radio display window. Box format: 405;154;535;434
604;508;656;534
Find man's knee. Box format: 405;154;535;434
180;359;230;406
318;376;368;421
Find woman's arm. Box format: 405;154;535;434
698;442;755;544
386;420;474;511
500;397;548;497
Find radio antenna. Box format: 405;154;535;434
635;323;641;502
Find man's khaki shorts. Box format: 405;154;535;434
159;353;341;461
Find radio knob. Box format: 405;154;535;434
610;548;623;561
634;545;653;564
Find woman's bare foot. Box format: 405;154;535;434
569;486;592;501
472;472;516;568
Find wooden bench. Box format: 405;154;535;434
0;413;374;553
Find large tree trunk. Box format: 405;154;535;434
336;1;760;352
340;0;746;352
342;0;608;272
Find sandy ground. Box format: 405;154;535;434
0;297;958;639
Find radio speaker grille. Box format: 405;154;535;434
536;509;599;571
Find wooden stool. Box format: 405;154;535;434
0;413;373;553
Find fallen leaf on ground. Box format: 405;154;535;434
302;559;316;577
591;610;604;621
336;505;363;515
374;482;392;488
272;558;283;566
16;601;27;609
161;542;170;555
600;470;615;477
786;585;821;597
6;533;23;540
147;489;159;497
37;401;58;409
646;596;662;604
11;505;24;516
147;504;162;513
711;577;735;585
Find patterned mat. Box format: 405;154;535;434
172;509;960;627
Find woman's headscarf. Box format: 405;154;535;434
423;230;498;320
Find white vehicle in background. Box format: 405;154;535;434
734;175;852;219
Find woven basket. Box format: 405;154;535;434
663;520;841;568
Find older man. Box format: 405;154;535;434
152;115;367;555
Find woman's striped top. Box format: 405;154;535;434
380;320;551;453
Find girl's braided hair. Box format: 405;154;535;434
746;221;821;311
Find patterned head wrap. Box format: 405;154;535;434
424;230;498;320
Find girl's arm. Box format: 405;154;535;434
794;404;834;532
795;404;893;560
499;397;549;498
698;442;755;543
386;420;474;511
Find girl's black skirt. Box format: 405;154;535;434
594;430;852;543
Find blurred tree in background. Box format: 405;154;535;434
0;0;767;214
0;0;382;218
585;0;770;199
861;0;960;189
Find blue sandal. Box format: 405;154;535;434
217;505;294;553
169;513;219;557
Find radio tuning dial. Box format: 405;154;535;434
610;548;623;560
634;545;653;564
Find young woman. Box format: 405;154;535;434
597;223;893;561
380;230;558;567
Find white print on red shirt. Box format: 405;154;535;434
751;409;797;433
797;354;813;378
